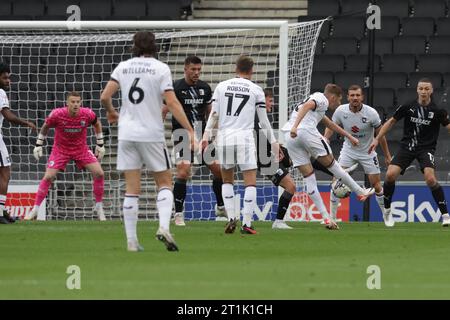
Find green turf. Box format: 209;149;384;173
0;221;449;299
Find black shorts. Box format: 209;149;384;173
173;138;216;166
390;147;436;174
258;145;292;186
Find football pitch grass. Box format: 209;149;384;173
1;221;449;300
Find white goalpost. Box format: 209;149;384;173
0;20;326;221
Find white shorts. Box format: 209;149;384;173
117;140;172;172
285;130;331;167
338;150;380;175
217;143;257;171
0;137;11;167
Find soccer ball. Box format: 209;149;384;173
331;179;351;199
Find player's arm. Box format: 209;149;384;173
100;80;120;124
164;90;195;150
289;100;315;138
33;123;50;161
323;127;334;142
321;115;359;146
375;125;392;165
256;106;280;159
1;108;36;132
161;104;169;120
368;117;397;154
93;118;105;161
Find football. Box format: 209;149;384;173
331;179;352;199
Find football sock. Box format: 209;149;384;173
430;183;448;214
35;179;52;206
222;183;235;220
304;173;329;219
242;186;256;227
330;187;340;220
327;161;364;195
383;181;395;209
0;194;5;215
276;190;294;220
123;194;139;242
93;176;104;203
173;178;187;214
375;189;386;214
157;188;174;230
212;178;224;207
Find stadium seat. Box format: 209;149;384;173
382;54;416;72
396;87;418;105
311;71;334;90
46;0;79;18
12;0;45;19
401;18;435;36
323;37;358;55
145;0;182;20
315;38;324;55
340;0;370;15
443;73;450;86
308;0;340;16
112;0;147;19
372;88;396;109
78;0;112;19
433;87;449;107
409;72;443;88
373;72;408;89
360;37;392;55
412;0;447;18
298;16;331;39
345;54;381;72
377;0;411;18
334;71;366;89
436;18;450;35
427;36;450;54
418;54;450;72
330;17;365;39
313;55;345;72
392;36;427;54
0;1;11;17
374;16;401;38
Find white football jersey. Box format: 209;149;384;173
332;104;382;154
111;57;173;142
0;89;9;134
212;77;266;146
282;92;329;134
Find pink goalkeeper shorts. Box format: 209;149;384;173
47;147;98;170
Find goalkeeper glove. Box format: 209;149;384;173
33;133;45;161
95;133;105;161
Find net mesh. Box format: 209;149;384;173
0;20;325;220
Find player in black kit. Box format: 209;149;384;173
162;56;225;226
369;78;450;227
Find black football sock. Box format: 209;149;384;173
173;178;187;214
277;191;294;220
212;178;224;207
430;183;448;214
383;181;396;209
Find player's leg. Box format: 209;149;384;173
240;169;257;234
329;153;353;221
207;161;226;219
0;165;12;224
272;173;296;229
25;168;60;220
221;167;237;233
173;160;191;226
84;161;106;221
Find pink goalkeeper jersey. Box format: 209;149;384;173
45;106;97;155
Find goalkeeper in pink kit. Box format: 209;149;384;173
25;91;106;221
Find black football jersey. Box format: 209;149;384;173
172;78;212;132
393;100;450;151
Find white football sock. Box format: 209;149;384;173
222;183;235;220
375;189;386;215
304;173;330;220
330;186;340;220
123;195;139;242
327;161;364;195
157;188;174;231
242;186;256;227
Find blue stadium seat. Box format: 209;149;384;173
377;0;411;18
323;37;358;55
360;37;392;55
436;18;450;35
401;17;435;36
311;72;334;90
412;0;447;18
373;72;408;89
313;55;345;72
308;0;340;16
418;54;450;72
334;71;366;89
382;54;416;72
345;54;381;72
409;72;443;88
330;17;365;39
427;36;450;54
392;36;427;54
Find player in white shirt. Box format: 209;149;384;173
101;32;194;252
282;84;375;230
324;85;394;226
200;55;278;235
0;62;37;224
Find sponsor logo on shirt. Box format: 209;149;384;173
361;117;367;123
351;126;360;133
428;112;434;119
410;117;431;125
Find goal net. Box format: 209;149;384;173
0;20;325;221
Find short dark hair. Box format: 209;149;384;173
67;91;81;99
236;55;254;73
417;78;433;87
131;31;158;57
348;84;363;93
0;62;11;75
324;83;343;97
264;88;273;97
184;55;202;65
